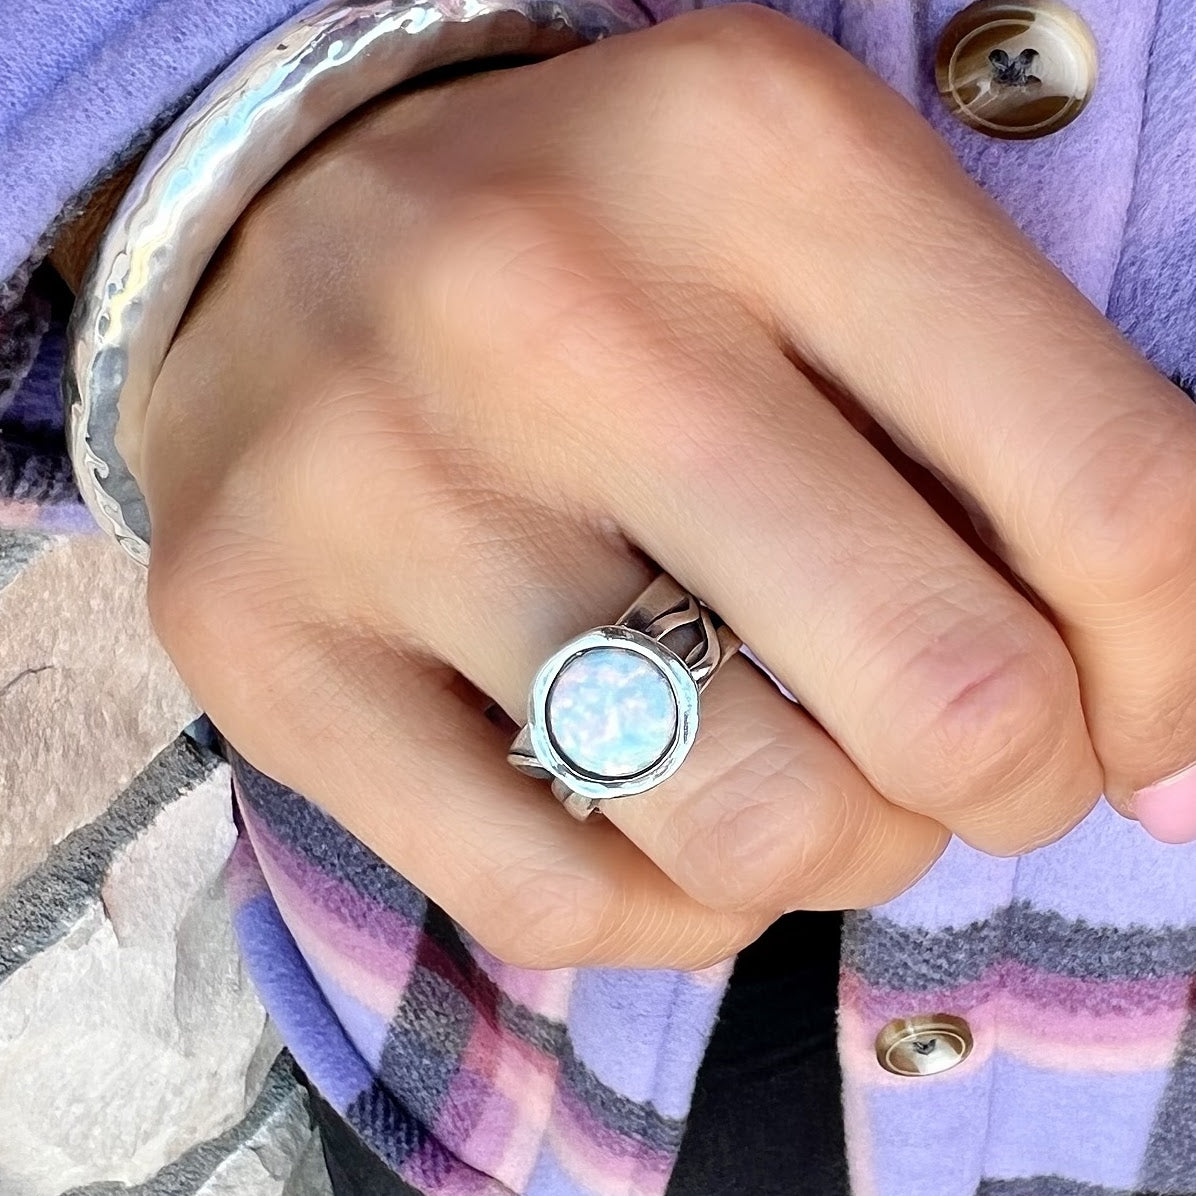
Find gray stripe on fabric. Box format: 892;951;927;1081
1140;994;1196;1192
235;748;687;1154
382;965;476;1128
0;736;219;982
235;747;683;1151
228;747;428;926
977;1180;1187;1195
376;971;685;1155
0;528;50;590
418;896;685;1151
843;904;1196;990
61;1051;318;1196
496;991;686;1152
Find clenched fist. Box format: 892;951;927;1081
137;6;1196;969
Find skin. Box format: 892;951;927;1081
71;7;1196;969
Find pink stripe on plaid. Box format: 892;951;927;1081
541;1087;674;1196
224;835;272;907
403;1144;513;1196
842;960;1192;1020
0;499;44;529
246;813;419;1019
465;939;577;1022
840;987;1188;1080
0;499;95;534
442;1015;562;1190
246;797;672;1194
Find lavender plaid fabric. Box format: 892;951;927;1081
227;757;730;1195
3;1;1196;1194
225;750;1196;1196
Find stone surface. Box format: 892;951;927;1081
196;1068;331;1196
278;1125;335;1196
547;646;677;777
60;1054;332;1196
0;739;281;1194
0;532;328;1194
0;528;51;591
0;531;197;896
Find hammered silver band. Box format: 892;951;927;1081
63;0;627;564
508;574;741;819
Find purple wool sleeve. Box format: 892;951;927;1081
0;0;633;532
0;0;314;299
0;0;312;531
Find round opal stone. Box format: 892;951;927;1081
546;647;678;779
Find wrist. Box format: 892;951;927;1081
50;160;140;294
64;0;612;563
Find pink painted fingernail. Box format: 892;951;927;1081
1134;762;1196;844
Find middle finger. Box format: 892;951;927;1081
344;287;1100;855
527;312;1104;854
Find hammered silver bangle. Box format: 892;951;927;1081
63;0;630;566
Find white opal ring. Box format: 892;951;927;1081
507;575;741;820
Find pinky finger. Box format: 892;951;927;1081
219;629;767;971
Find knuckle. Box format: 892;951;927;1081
673;797;800;916
267;375;402;533
255;370;470;578
648;5;912;168
897;625;1078;810
633;371;745;491
1056;417;1196;599
785;800;935;910
667;727;825;915
610;902;759;972
147;522;302;706
478;867;611;969
476;864;757;971
410;184;611;352
653;5;815;111
146;537;237;669
662;921;764;972
671;748;939;914
989;797;1095;855
408;180;751;482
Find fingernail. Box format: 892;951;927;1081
1134;762;1196;844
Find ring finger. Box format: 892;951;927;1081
350;489;948;918
414;291;1102;855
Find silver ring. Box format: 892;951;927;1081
507;574;740;819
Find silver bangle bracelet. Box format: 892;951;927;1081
63;0;630;565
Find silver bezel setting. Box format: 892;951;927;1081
525;625;700;801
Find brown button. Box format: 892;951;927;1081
875;1014;974;1077
936;0;1098;139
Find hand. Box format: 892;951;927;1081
141;6;1196;969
